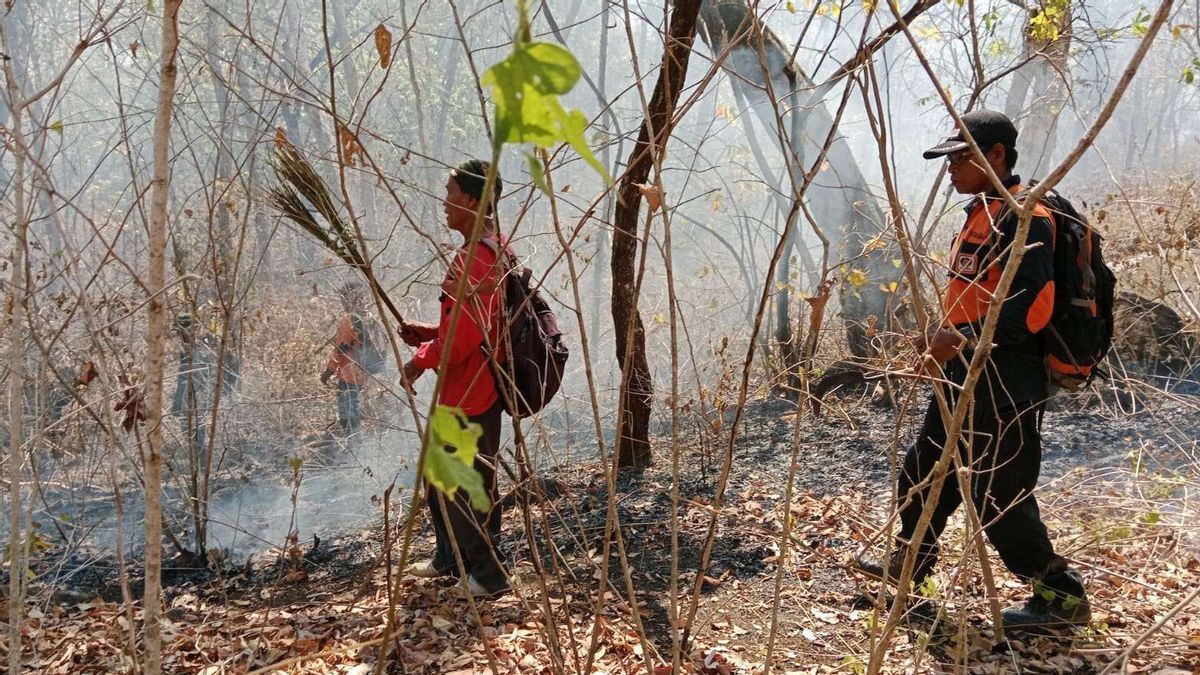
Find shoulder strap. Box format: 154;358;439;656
477;234;514;270
993;186;1058;247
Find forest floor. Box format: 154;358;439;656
11;386;1200;674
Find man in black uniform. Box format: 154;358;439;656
856;110;1090;628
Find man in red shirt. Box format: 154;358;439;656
399;159;509;597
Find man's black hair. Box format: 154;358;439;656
1003;144;1019;171
450;159;503;211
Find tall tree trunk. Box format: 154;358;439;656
279;0;302;142
587;3;619;371
193;7;238;555
4;78;29;675
430;16;462;154
143;2;183;672
400;0;427;154
734;84;815;383
2;6;32;670
696;0;898;358
611;0;702;468
1004;2;1072;177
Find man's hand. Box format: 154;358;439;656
917;328;966;364
400;359;425;395
398;321;437;347
320;367;334;386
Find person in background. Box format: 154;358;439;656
172;313;239;464
399;159;509;598
321;281;371;435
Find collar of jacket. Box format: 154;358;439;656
962;174;1023;215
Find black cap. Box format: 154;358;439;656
922;110;1018;160
449;159;502;203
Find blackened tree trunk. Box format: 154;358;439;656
611;0;702;468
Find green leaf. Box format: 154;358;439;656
1185;59;1200;85
917;575;940;598
49;120;63;135
527;153;550;195
423;405;491;512
1132;6;1151;36
1034;581;1057;602
481;7;610;185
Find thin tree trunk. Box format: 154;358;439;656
4;93;28;675
400;0;428;154
611;0;702;468
431;40;461;153
1005;3;1072;177
733;83;812;383
588;2;612;356
279;0;302;142
2;8;31;669
143;2;183;672
192;9;238;556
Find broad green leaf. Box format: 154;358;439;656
423;405;490;512
49;120;63;135
482;4;611;188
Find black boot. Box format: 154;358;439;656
1001;570;1090;629
853;547;932;589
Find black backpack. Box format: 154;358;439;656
479;239;569;416
1024;183;1117;390
351;314;388;374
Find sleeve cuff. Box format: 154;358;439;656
412;342;438;369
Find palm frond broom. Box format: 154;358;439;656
266;135;407;328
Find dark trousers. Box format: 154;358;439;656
427;399;507;591
897;393;1083;597
336;382;360;433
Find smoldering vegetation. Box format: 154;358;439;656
1;0;1199;671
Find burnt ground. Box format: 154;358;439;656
14;385;1200;673
488;386;1200;671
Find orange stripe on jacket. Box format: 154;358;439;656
942;183;1056;335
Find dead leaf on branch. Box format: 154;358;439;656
76;360;99;386
113;373;146;432
337;123;363;167
637;183;663;212
805;279;834;313
374;24;392;69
